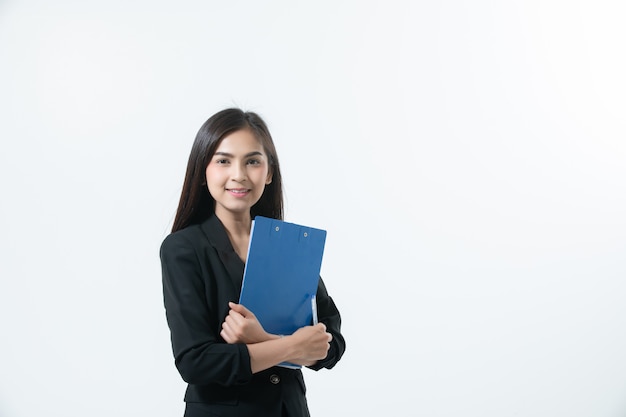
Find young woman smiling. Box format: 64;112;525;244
160;108;346;417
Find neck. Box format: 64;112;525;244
217;211;250;232
215;211;252;256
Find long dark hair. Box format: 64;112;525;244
171;108;284;233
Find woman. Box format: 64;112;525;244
160;108;346;417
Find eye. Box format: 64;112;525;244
215;158;229;165
247;158;261;165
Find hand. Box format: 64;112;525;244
289;323;333;366
220;302;271;344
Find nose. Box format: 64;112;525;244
231;162;247;182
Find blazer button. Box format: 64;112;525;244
270;374;280;384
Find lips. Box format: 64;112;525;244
227;188;250;195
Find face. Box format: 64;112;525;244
205;128;273;220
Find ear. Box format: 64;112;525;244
265;170;273;185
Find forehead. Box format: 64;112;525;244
215;129;264;154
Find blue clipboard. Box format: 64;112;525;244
239;216;326;367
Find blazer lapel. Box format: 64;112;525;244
200;215;245;293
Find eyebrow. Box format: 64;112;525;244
214;151;264;158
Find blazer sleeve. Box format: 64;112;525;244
307;277;346;371
160;232;253;387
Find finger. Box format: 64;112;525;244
220;327;233;343
228;309;245;324
230;302;253;317
224;313;236;327
222;320;233;334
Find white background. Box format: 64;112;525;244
1;1;625;416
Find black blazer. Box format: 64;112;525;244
160;215;346;417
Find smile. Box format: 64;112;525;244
226;188;250;196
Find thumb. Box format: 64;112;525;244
315;322;327;332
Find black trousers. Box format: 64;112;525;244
184;400;308;417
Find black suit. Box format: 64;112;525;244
160;215;346;417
